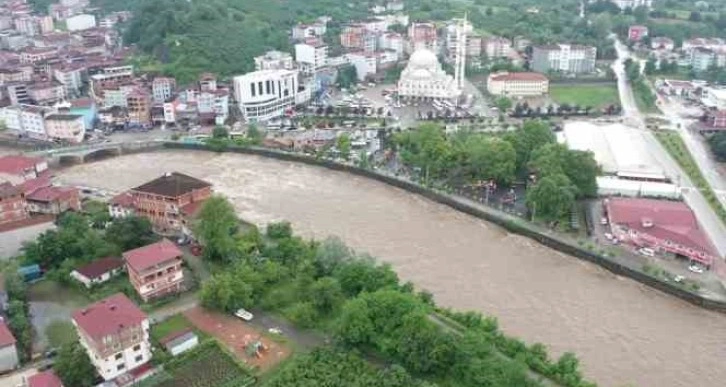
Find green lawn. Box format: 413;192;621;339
549;83;620;109
150;314;196;342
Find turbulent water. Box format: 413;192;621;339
57;150;726;387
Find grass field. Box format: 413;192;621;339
150;314;198;342
654;130;726;224
549;83;620;109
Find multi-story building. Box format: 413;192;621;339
7;83;30;105
19;47;58;64
487;72;549;97
682;37;726;53
0;321;18;373
344;52;378;81
483;36;512;59
152;77;176;104
44;114;84;143
0;182;27;225
37;15;54;35
628;25;649;42
340;24;376;52
65;14;96;31
108;191;135;219
127;89;151;126
445;19;473;58
123;239;185;301
53;66;84;96
0;105;52;140
90;65;133;96
14;17;37;36
408;22;438;53
28;81;66;105
612;0;652;9
705;110;726;128
690;47;715;71
234;69;299;122
72;293;151;380
295;39;328;73
531;44;597;74
651;37;675;51
378;32;404;57
129;172;212;233
513;36;532;52
25;185;81;214
291;21;327;41
254;50;294;71
198;73;217;92
0;68;32;84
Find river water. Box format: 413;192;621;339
56;150;726;387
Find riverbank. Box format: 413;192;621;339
162;141;726;311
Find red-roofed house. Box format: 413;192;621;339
108;191;135;219
0;182;28;225
27;370;63;387
0;155;48;184
487;71;549;97
70;257;125;288
122;239;184;301
0;320;18;373
605;197;717;267
628;25;649;42
71;293;151;381
25;186;80;215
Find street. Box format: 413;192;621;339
611;37;726;260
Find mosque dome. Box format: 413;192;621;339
408;49;439;70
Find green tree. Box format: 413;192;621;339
337;64;358;88
266;221;293;239
193;196;239;262
212;125;229;139
285;301;319;328
310;277;344;314
526;174;577;221
504;120;556;172
644;58;657;75
54;341;97;387
337;132;352;160
708;132;726;161
105;216;157;251
334;258;399;297
394;123;453;181
529;144;598;198
460;135;517;184
494;96;512;112
6;300;31;362
246;124;263;145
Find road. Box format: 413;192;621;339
612;37;726;259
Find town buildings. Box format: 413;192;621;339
397;49;459;99
487;72;549;97
72;293;151;381
612;0;653;9
295;39;328;74
628;25;649;42
702;87;726;109
291;20;327;40
123;239;185;301
0;155;48;184
128;172;212;233
25;185;80;214
0;320;18;373
343;52;377;81
70;257;125;288
44;113;85;143
408;22;437;53
234;69;299;122
27;371;64;387
651;37;674;51
531;44;597;74
254;50;294;71
108;191;135;219
152;77;176;104
605;197;717;267
65;13;96;31
483;36;512;59
0;182;26;225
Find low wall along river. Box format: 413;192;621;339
54;144;726;387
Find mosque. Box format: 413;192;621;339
397;16;467;100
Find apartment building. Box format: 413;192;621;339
72;294;151;381
484;36;512;58
531;44;597;74
291;21;327;40
690;47;717;72
7;83;30;105
378;32;404;57
28;81;66;105
129;172;212;233
0;182;27;225
19;47;58;64
127;89;151;126
295;39;328;73
53;65;84;96
44;114;84;143
254;50;294;71
487;71;549;97
0;105;52;140
152;77;176;104
234;69;299;122
123;239;185;301
408;22;438;53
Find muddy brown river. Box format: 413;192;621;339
57;150;726;387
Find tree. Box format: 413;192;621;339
526;174;577;221
105;216;157;251
212;125;229;139
337;64;358;89
494;96;512;112
246;124;263;145
644;58;657;75
460;135;517;184
193;196;239;262
7;300;31;362
529;144;598;198
285;301;319;328
310;277;344;315
54;341;97;387
689;11;702;22
266;221;292;239
708;131;726;161
336;132;352;160
503;120;555;172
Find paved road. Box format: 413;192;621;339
611;37;726;258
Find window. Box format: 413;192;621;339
117;364;125;371
135;355;143;363
133;344;141;351
115;353;122;360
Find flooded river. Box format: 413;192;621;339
57;150;726;387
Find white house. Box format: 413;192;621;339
0;321;18;373
108;191;135;218
65;14;96;31
70;257;125;288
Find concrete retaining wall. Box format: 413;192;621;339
163;142;726;312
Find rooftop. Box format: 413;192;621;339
0;320;16;347
489;71;548;82
74;257;124;280
0;155;43;176
44;114;83;121
110;191;135;207
160;328;196;347
131;172;211;198
26;186;76;203
27;370;63;387
0;181;22;199
123;239;183;273
72;293;147;341
607;197;716;257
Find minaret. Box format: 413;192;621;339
453;13;467;95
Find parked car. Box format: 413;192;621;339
638;247;655;257
674;275;684;283
234;308;253;321
688;265;704;274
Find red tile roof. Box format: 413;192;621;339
160;328;194;345
71;293;147;341
0;320;16;347
110;191;135;208
0;155;43;176
28;371;63;387
74;257;124;280
26;186;77;203
19;176;52;195
123;239;183;273
607;198;716;255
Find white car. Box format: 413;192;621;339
234;308;253;321
268;327;283;335
688;265;704;274
674;275;685;283
604;233;613;240
638;247;655;257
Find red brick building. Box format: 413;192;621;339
122;239;184;301
0;182;28;225
605;197;717;267
0;155;48;185
25;185;80;215
129;172;212;234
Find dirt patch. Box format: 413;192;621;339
184;306;290;372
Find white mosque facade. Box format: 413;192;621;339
396;49;460;99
